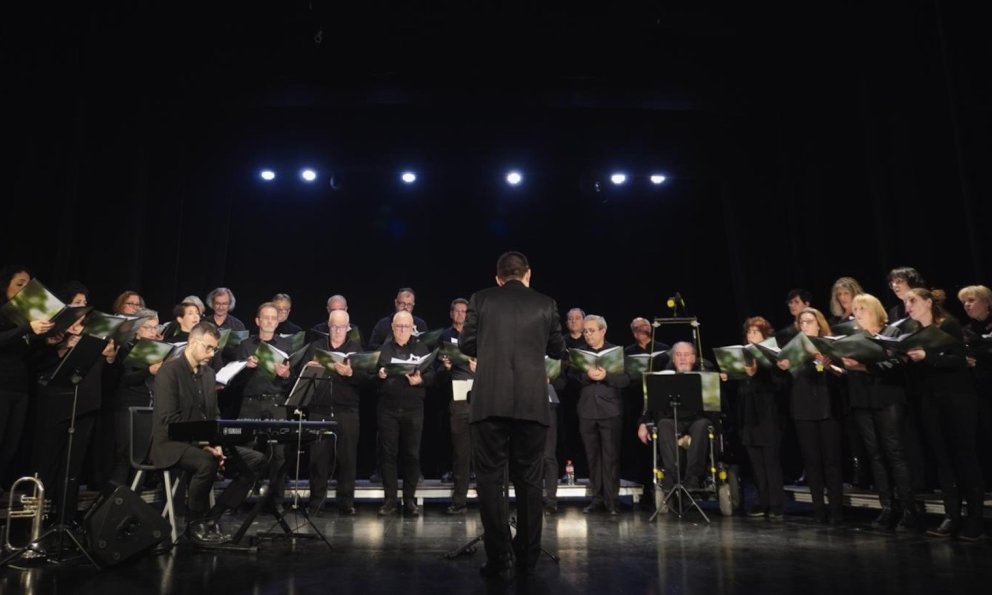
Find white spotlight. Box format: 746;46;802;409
650;174;666;185
259;170;276;181
506;171;523;186
401;171;417;184
300;169;317;182
610;173;627;185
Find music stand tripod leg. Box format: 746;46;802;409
662;399;710;524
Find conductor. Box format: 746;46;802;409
459;251;565;580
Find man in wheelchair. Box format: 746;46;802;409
637;342;718;492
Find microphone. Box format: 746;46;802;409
675;292;686;308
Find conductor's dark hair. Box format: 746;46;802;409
496;251;529;281
886;267;926;288
786;288;812;304
189;321;221;341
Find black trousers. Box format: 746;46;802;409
449;400;471;507
0;390;29;485
173;443;266;517
471;417;546;568
853;405;914;510
543;404;559;506
377;404;424;502
579;415;622;507
745;444;784;513
919;392;984;519
657;416;710;488
309;408;359;509
34;413;95;523
794;418;843;513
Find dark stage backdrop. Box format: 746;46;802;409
3;2;991;353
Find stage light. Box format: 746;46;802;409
610;173;627;185
401;171;417;184
506;171;523;186
259;170;276;181
650;174;666;185
300;169;317;182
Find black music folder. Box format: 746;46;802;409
42;334;108;387
644;372;704;420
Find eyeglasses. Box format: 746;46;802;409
799;318;818;326
392;324;413;331
124;301;142;307
581;328;602;335
330;325;350;332
199;341;219;354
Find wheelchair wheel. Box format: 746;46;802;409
727;465;742;511
718;484;733;516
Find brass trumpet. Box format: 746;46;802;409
3;475;46;558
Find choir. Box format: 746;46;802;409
1;263;989;544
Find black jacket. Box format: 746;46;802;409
460;280;566;426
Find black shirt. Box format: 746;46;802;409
276;320;303;334
375;338;435;408
235;334;295;398
300;337;364;413
438;326;474;381
568;341;630;419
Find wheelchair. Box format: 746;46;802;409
648;412;742;517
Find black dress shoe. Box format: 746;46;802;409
606;505;619;516
403;501;421;516
766;511;784;521
338;506;357;516
958;518;985;542
583;501;603;513
378;500;398;516
813;508;829;524
480;553;516;580
188;520;230;545
544;504;558;515
445;504;467;515
895;509;919;532
926;516;957;538
746;505;767;518
871;508;896;530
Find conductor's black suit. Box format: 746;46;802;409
460;278;565;571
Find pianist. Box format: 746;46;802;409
150;321;266;546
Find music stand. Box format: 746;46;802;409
252;364;333;548
644;372;710;523
4;334;107;568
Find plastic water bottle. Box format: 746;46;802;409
565;460;575;485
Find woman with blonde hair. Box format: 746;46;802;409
840;294;917;531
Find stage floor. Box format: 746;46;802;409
1;499;988;595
